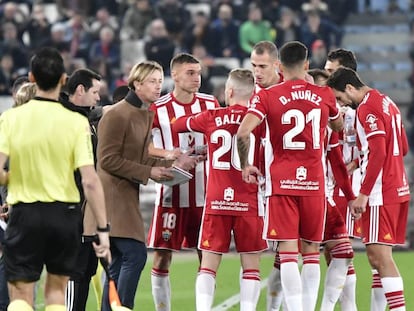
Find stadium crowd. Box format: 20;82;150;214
0;0;358;99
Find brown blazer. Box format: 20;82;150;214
84;93;170;242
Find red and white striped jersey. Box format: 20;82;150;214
332;108;361;198
356;89;410;205
150;92;219;208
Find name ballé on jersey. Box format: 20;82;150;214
214;109;244;127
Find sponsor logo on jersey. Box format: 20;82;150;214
162;229;172;241
365;114;378;131
296;166;307;181
249;95;260;108
224;187;234;202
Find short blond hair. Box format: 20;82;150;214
128;60;163;90
13;82;36;107
227;68;255;100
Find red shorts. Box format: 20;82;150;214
323;198;349;242
334;195;362;238
361;202;409;245
147;205;203;251
264;195;326;243
198;213;268;253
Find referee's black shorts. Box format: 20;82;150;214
3;201;82;282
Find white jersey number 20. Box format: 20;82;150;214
211;129;255;171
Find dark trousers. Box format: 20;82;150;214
66;240;98;311
101;238;147;311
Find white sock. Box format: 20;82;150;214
267;267;283;311
280;252;302;310
240;270;261;311
371;269;387;311
340;264;357;311
196;268;216;311
382;277;405;310
301;253;320;311
151;268;171;311
320;258;350;311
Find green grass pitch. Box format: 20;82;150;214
33;250;414;310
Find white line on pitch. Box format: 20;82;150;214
211;278;268;311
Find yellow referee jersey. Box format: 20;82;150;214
0;98;94;204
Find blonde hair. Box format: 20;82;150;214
227;68;255;100
128;60;163;90
13;82;36;107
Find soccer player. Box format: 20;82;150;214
327;67;410;311
251;40;283;92
172;68;268;311
61;68;103;311
308;69;356;311
0;47;110;311
250;40;284;311
324;49;361;310
147;53;219;311
237;41;342;310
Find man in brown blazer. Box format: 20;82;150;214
97;60;197;311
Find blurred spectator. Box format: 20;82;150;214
111;84;129;104
25;4;51;51
55;0;94;19
121;0;155;40
208;3;240;58
309;39;327;69
239;4;274;58
61;11;92;59
98;79;112;106
0;22;28;70
0;54;18;95
114;62;132;88
0;2;27;42
90;7;119;40
300;10;343;53
144;18;176;75
325;0;358;25
89;57;114;92
182;11;212;54
263;0;283;23
274;6;301;48
154;0;190;43
41;22;70;52
211;0;246;22
212;82;226;107
279;0;304;12
191;44;216;94
89;26;120;71
302;0;329;17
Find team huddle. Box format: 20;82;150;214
0;39;410;311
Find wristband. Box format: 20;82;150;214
97;223;110;232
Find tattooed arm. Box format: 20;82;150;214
237;113;262;183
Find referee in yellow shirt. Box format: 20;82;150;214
0;47;111;311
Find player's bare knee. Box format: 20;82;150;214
153;249;173;269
